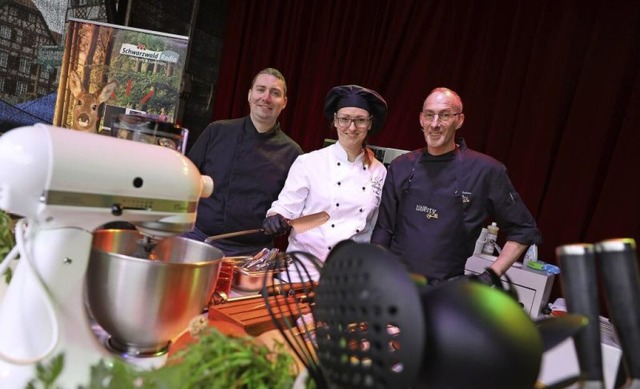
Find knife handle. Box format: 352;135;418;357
204;228;264;243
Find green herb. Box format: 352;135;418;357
29;327;298;389
26;354;64;389
0;210;16;284
139;327;298;389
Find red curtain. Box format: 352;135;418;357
211;0;640;301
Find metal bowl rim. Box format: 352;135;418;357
90;247;223;268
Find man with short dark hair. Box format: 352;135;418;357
185;68;302;256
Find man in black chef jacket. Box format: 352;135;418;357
371;87;541;284
184;68;302;256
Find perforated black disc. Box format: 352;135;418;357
313;241;424;388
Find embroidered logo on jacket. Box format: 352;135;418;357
370;175;384;197
461;191;472;204
416;204;438;219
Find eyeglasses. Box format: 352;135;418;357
421;111;462;123
335;115;372;129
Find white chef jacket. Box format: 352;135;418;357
267;142;387;281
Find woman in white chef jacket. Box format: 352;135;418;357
263;84;388;282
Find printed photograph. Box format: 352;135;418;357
53;18;188;133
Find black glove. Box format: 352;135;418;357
262;214;290;235
475;269;500;287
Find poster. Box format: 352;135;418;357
53;18;188;133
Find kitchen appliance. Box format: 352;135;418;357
264;240;587;389
465;253;556;318
0;124;214;388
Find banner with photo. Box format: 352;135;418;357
53;18;188;133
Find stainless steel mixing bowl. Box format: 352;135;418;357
86;229;223;355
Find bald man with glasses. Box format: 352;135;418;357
371;87;541;286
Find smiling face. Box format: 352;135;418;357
419;90;465;155
335;107;371;153
247;73;287;132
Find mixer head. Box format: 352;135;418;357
0;124;212;236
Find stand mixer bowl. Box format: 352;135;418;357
86;229;223;356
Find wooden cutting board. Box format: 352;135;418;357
207;294;311;336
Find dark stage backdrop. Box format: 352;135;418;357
209;0;640;306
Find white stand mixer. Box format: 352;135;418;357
0;124;213;388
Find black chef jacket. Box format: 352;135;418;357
186;116;302;255
371;137;541;281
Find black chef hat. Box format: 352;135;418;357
323;85;388;135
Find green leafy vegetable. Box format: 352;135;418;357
29;327;298;389
26;354;64;389
0;210;16;284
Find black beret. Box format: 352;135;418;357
323;85;388;135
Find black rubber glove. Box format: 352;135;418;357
262;214;290;235
475;269;500;287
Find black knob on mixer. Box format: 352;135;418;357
111;203;123;216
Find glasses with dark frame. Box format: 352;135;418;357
421;111;462;123
335;114;372;129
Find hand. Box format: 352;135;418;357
474;269;500;287
262;214;290;235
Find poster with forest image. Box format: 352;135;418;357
53;18;188;133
